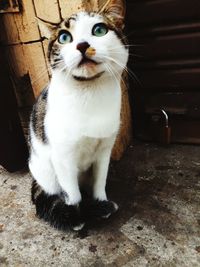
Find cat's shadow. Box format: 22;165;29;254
76;160;138;238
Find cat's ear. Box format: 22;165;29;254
36;17;58;39
100;0;126;29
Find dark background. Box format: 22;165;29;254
126;0;200;144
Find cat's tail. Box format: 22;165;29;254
31;180;85;231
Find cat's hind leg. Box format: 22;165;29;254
31;180;85;231
29;150;85;231
29;150;61;196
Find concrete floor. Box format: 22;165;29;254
0;141;200;267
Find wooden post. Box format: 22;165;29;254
112;72;132;160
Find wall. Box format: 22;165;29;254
126;0;200;143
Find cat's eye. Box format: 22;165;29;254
58;30;73;44
92;23;108;37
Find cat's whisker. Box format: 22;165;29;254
106;62;127;89
104;63;121;88
109;51;143;58
14;67;50;101
121;30;145;42
108;44;143;51
31;61;66;87
105;66;119;89
30;68;50;86
101;54;142;86
64;66;73;83
51;59;66;70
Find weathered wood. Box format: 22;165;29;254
6;43;49;98
33;0;61;23
1;0;40;44
59;0;83;18
112;72;132;160
58;0;99;18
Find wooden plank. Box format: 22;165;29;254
112;72;132;160
58;0;98;18
132;58;200;71
134;68;200;91
33;0;61;23
6;43;49;98
131;22;200;37
5;44;34;107
33;0;61;74
24;42;49;97
1;0;40;44
42;39;51;76
127;0;200;26
59;0;83;18
130;32;200;61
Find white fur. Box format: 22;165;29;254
29;12;128;206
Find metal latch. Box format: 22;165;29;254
151;109;171;144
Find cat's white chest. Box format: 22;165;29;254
46;75;121;142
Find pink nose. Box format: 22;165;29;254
76;42;90;55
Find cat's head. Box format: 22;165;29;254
38;0;128;82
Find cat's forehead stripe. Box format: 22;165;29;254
63;12;104;30
64;15;77;28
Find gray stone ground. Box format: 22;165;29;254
0;141;200;267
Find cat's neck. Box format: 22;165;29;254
50;70;122;93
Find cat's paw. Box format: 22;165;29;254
68;205;85;231
101;201;118;218
90;200;119;219
72;222;85;231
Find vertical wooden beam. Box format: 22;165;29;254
0;0;40;44
24;42;50;97
1;0;50;99
112;72;132;160
33;0;61;23
33;0;62;81
59;0;83;18
6;43;49;98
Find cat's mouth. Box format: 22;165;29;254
72;71;105;81
78;56;99;67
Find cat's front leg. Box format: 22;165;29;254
92;144;118;218
51;151;81;205
51;149;84;230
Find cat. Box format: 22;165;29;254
29;0;129;231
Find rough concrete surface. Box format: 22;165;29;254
0;141;200;267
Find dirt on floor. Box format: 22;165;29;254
0;141;200;267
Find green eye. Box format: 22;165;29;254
92;23;108;37
58;30;73;44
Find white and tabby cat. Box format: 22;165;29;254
29;0;129;231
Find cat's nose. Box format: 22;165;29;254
76;42;90;55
